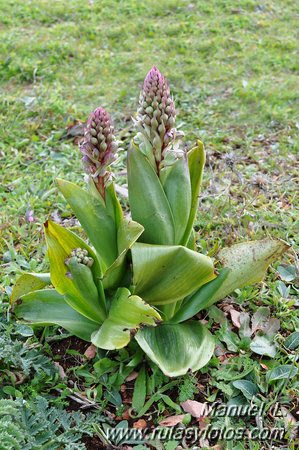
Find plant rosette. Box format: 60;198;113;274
11;67;289;377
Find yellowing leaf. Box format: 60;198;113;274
10;273;51;304
44;220;105;322
56;178;118;269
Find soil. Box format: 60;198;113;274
81;435;107;449
50;335;90;371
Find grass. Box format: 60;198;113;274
0;0;298;448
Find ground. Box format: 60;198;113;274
0;0;298;449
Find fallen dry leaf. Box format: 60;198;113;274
260;363;268;370
54;362;66;379
197;416;210;430
215;345;226;357
120;384;132;403
199;438;210;448
84;344;97;359
121;409;131;420
229;309;241;328
181;400;207;418
133;419;147;429
159;414;185;427
199;319;209;324
281;406;297;437
222;304;234;313
15;371;26;385
126;371;139;382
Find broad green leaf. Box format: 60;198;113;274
132;243;215;305
232;380;259;399
87;176;123;228
10;273;51;304
285;332;299;350
13;289;100;341
159;302;177;321
102;219;144;289
56;178;118;269
170;269;230;323
135;321;215;377
44;220;106;322
66;258;106;322
266;365;298;383
135;132;157;170
91;288;161;350
104;182;123;228
181;141;205;245
127;146;175;245
207;239;289;304
162;156;192;244
250;335;277;357
117;218;144;255
93;358;119;377
132;365;147;413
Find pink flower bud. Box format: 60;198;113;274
80;107;118;197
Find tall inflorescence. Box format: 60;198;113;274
80;107;118;198
135;66;181;173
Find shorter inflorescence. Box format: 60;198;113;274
80;107;118;197
65;248;94;268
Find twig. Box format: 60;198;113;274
55;388;99;410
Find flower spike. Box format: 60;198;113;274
80;107;118;198
136;66;180;173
